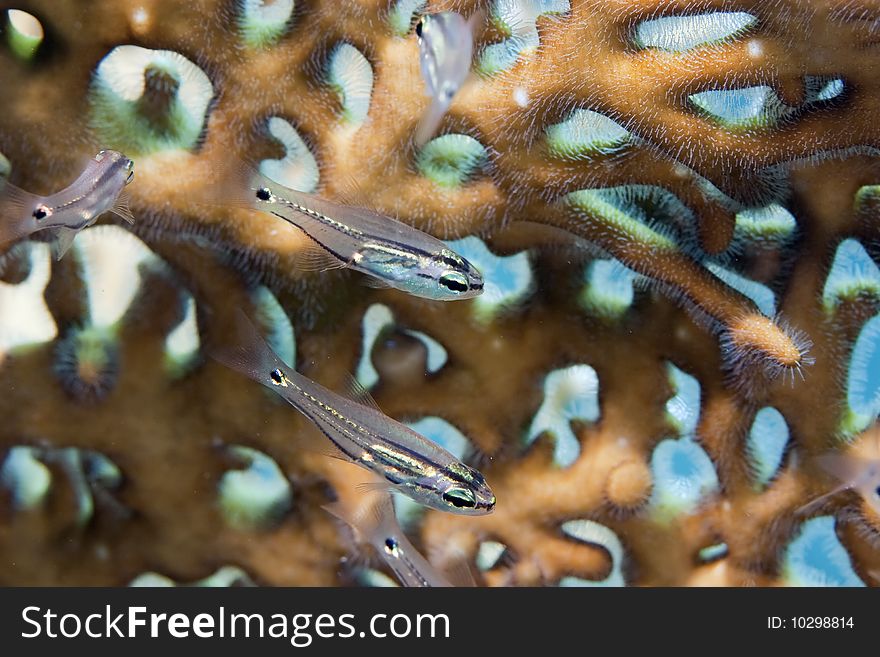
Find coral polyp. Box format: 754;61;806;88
1;0;880;587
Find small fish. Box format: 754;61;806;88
324;493;453;587
222;166;483;300
797;452;880;516
414;11;481;146
211;311;496;515
0;150;135;259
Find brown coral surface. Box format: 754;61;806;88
1;0;879;586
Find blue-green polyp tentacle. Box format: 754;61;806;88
416;134;488;188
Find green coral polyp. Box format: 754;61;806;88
546;109;630;160
218;445;293;531
164;295;200;378
822;238;880;313
326;43;373;125
733;204;797;246
564;188;680;251
260;116;320;194
238;0;295;49
5;10;43;61
783;516;865;587
525;364;600;467
251;286;296;368
745;407;789;489
558;519;625;587
688;86;791;131
416;134;488;188
477;0;570;75
388;0;426;37
53;325;120;402
580;259;636;320
445;236;533;322
633;12;757;53
90;45;214;154
0;446;52;511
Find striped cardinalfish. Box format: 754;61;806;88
210;311;496;515
0;150;134;258
215;165;484;301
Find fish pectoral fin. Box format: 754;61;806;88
52;227;78;260
354;481;393;496
291;241;347;272
339;374;384;412
110;189;135;225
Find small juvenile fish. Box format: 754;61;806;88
225;167;484;301
212;311;496;516
0;150;135;258
414;11;481;146
324;493;453;587
798;452;880;515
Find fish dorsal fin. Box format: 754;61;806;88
290;239;347;272
110;189;135;224
53;227;78;260
340;373;383;412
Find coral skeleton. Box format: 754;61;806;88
1;0;879;587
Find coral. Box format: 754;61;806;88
1;0;880;588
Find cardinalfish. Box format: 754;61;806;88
210;311;496;515
324;492;454;587
414;10;482;146
0;150;134;258
214;166;483;301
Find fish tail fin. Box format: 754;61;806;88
206;307;288;388
197;158;270;211
815;452;862;487
0;182;38;247
323;491;397;545
413;99;450;148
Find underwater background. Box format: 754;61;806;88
1;0;879;587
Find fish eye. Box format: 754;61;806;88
124;161;135;184
438;271;469;294
32;205;52;221
256;187;272;202
269;368;286;386
383;538;399;555
442;487;476;509
415;18;424;38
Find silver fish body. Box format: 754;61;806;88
245;172;484;300
414;11;476;145
325;494;453;587
213;313;496;515
0;150;134;257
